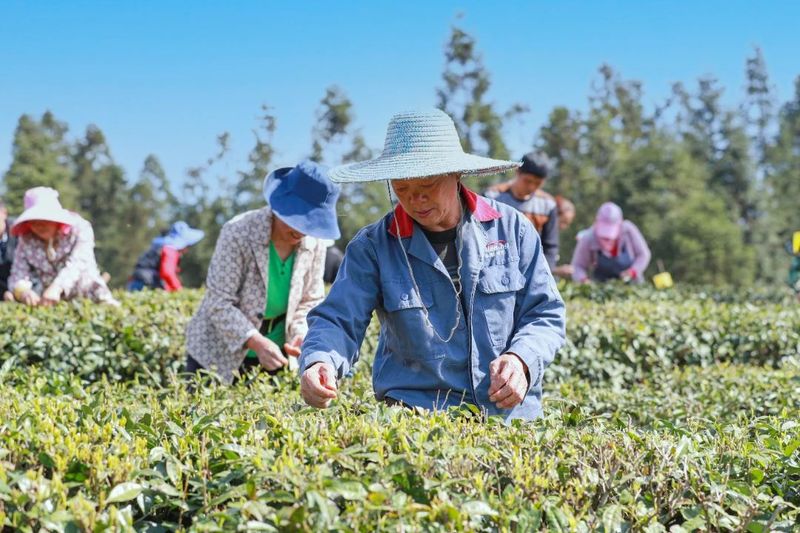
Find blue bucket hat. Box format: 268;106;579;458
263;160;341;240
154;221;205;249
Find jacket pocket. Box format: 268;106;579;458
381;280;443;358
382;280;433;311
476;268;525;349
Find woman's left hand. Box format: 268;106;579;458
488;353;529;409
283;335;303;357
41;285;62;306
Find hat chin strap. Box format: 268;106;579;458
46;238;56;262
385;182;463;344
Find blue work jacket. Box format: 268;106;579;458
299;187;566;422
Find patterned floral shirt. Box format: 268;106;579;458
8;215;117;304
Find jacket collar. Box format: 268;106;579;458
387;185;501;238
250;206;316;287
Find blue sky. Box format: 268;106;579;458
1;1;798;197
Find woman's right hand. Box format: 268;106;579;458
246;333;288;371
19;290;41;306
301;362;338;408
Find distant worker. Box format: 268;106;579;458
484;152;559;269
6;187;117;306
555;195;575;231
0;199;16;299
571;202;651;284
551;195;576;279
128;221;204;292
786;233;800;299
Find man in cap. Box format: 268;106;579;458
484;152;559;270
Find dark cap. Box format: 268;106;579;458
519;151;550;178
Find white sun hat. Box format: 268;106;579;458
328;109;519;183
11;187;76;236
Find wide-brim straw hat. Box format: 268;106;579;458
328;109;519;183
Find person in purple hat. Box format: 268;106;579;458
570;202;651;284
185;160;340;383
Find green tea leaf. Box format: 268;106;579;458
107;482;144;503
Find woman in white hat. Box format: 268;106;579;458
299;109;566;422
6;187;117;306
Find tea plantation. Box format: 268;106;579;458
0;286;798;531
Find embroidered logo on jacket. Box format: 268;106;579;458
485;240;509;256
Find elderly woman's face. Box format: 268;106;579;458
391;174;461;232
597;236;617;254
272;215;305;247
29;220;60;241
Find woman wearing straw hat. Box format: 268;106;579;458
6;186;118;306
299;109;566;422
185;161;340;383
127;221;205;292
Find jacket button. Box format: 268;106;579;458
501;275;510;285
400;293;409;301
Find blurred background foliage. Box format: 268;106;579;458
3;25;799;288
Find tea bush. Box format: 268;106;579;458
0;287;798;531
0;291;201;385
0;289;796;387
0;364;797;531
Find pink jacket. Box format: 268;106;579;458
571;220;651;283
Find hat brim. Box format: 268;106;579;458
328;152;520;183
12;207;76;236
594;222;622;240
272;204;341;241
265;167;341;240
164;228;204;249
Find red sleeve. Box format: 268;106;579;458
159;246;183;291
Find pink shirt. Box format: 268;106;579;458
570;220;652;283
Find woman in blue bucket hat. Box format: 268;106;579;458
299;109;566;422
186;160;340;383
127;221;205;292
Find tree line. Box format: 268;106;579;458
2;25;798;287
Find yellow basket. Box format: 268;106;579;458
652;272;674;290
793;231;800;255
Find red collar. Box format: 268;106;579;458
388;186;502;238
